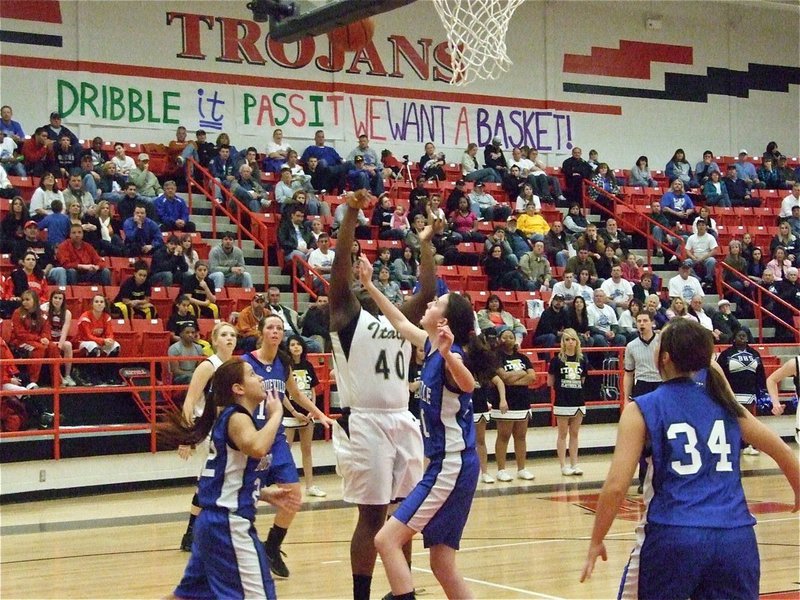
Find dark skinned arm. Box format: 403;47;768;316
329;191;370;332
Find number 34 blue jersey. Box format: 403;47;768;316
635;378;755;529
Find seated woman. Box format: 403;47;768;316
392;246;418;290
628;155;656;188
621;253;643;284
588;162;621;218
483;244;536;291
666;296;690;320
449;196;486;243
765;246;793;281
565;295;596;347
10;289;59;387
769;221;799;263
95;200;126;257
374;265;403;307
665;148;698;188
179;260;219;318
113;260;156;320
747;247;766;285
722;239;752;315
476;293;526;345
515;183;540;214
595;245;619;281
702;170;731;207
1;196;30;252
563;203;588;237
4;251;48;302
75;294;122;385
461;142;501;184
617;298;643;342
42;289;76;387
694;150;721;186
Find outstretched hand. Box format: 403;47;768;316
436;322;454;354
580;542;608;582
357;254;374;286
260;486;302;513
345;189;372;210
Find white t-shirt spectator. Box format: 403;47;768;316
668;273;704;300
573;283;595;307
588;303;618;333
686;232;718;257
551;280;578;303
600;277;633;308
515;194;541;213
780;192;800;218
112;155;136;176
308;248;335;271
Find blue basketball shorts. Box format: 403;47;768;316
393;448;479;550
174;509;276;600
618;523;759;600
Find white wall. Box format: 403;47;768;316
0;0;797;170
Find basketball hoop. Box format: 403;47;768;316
432;0;524;86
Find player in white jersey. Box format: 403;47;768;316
766;354;796;443
329;190;438;600
177;322;237;551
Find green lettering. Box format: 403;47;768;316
163;91;180;125
309;94;324;127
242;93;256;125
146;91;161;124
80;82;100;119
109;87;125;121
272;92;289;126
57;80;79;118
101;84;107;119
129;88;144;123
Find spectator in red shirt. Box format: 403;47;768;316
21;126;56;178
10;290;58;386
55;223;111;285
76;294;121;385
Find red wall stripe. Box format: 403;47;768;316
0;54;622;116
0;0;62;24
563;41;693;79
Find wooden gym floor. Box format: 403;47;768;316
1;451;798;599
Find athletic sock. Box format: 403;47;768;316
265;525;288;551
353;574;372;600
185;494;199;535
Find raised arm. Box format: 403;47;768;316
329;191;369;332
357;255;428;348
398;213;440;324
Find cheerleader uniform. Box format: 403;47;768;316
548;353;589;417
491;350;533;420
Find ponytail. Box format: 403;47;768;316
464;333;500;386
706;364;746;418
158;359;245;448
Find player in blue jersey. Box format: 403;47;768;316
242;313;334;579
580;319;799;599
161;358;299;600
358;256;495;600
177;321;237;551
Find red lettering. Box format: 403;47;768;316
215;16;266;64
433;41;460;84
454;106;471;146
288;94;307;127
315;40;345;73
368;99;386;140
387;35;431;80
327;95;344;126
345;41;388;76
167;12;214;60
257;96;275;127
265;35;315;69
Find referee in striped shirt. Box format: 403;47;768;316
623;311;662;492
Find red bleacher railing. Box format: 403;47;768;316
184;159;271;284
581;179;688;264
715;261;800;342
290;254;330;310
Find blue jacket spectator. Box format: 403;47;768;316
301;131;343;167
123;205;164;256
665;149;697;188
154;181;195;232
694;152;720;185
38;205;71;246
0;106;24;142
702;172;731;207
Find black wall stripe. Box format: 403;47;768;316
564;64;800;103
0;30;63;47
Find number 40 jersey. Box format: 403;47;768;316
636;377;756;529
331;309;412;411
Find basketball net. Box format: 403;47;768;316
432;0;525;86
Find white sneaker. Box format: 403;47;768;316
62;375;76;387
25;382;39;390
481;472;495;484
561;466;577;476
496;469;513;482
517;469;535;480
557;195;567;202
743;445;760;456
306;485;327;497
571;465;584;475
